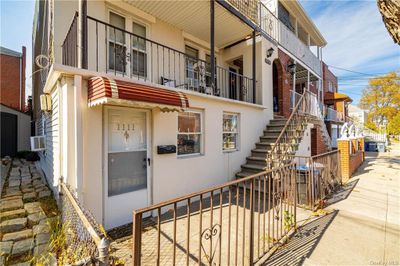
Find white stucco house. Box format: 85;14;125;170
32;0;329;229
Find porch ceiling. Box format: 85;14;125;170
123;0;253;48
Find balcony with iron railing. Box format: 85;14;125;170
62;14;255;104
224;0;322;76
325;107;345;123
258;2;322;76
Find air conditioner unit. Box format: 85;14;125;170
40;94;52;112
30;136;46;151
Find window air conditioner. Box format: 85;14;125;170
40;94;52;112
30;136;46;151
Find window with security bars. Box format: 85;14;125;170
131;22;147;77
109;12;126;73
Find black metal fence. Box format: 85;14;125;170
62;14;255;104
62;12;78;67
132;164;297;265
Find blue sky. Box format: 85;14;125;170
1;0;399;104
300;0;400;104
1;0;35;97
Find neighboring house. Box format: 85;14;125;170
0;46;26;111
348;104;367;126
32;0;331;229
0;104;31;157
322;63;352;148
268;1;329;157
0;46;30;157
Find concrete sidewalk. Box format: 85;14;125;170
266;143;400;266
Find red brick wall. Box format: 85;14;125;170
277;49;293;118
322;62;337;94
0;47;26;111
311;125;328;156
338;137;365;182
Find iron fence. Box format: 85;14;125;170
293;150;342;209
62;12;78;67
132;164;297;265
58;180;109;265
62;14;255;104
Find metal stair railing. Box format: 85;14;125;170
268;90;312;168
312;95;333;149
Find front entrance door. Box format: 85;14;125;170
104;107;150;229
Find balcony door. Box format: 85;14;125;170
104;107;151;229
108;12;126;74
108;12;148;79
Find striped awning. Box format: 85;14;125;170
87;77;189;111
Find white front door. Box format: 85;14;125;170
104;107;150;229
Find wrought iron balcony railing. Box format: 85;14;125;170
258;2;322;76
62;14;255;104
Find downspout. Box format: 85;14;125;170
20;55;22;110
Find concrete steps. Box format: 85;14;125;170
236;115;308;179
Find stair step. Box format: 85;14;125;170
246;156;268;165
255;142;299;150
259;136;278;142
241;164;267;172
266;124;285;130
236;171;257;178
269;119;287;125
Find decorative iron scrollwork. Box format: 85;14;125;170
200;224;221;265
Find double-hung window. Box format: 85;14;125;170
131;22;147;77
109;12;126;73
223;113;239;151
177;111;203;156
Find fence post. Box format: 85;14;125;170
132;212;142;266
98;237;110;266
249;178;255;265
310;157;315;210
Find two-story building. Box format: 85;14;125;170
322;62;352;148
32;0;331;229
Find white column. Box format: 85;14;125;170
74;75;84;201
61;77;76;188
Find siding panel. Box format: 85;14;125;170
38;88;60;188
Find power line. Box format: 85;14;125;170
328;65;399;77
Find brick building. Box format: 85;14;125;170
0;46;26;111
322;62;352;148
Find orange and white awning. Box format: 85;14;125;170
87;77;189;112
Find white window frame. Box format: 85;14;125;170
108;11;127;74
222;112;240;152
131;20;148;79
177;110;204;157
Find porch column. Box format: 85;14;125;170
78;0;88;69
307;70;310;91
252;30;256;104
210;0;216;94
74;75;84;201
